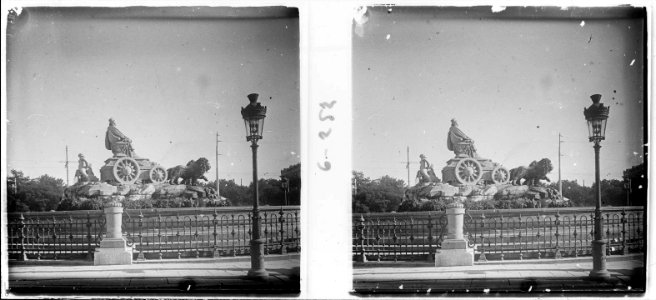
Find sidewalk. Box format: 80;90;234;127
6;254;300;296
353;254;645;296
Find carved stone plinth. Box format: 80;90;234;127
435;202;473;267
94;200;132;265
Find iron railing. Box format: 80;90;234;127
122;207;300;259
7;212;105;260
352;206;644;262
7;206;300;261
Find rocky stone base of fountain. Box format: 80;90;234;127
398;182;568;212
64;181;218;202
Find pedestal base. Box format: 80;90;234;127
94;238;133;265
435;239;474;267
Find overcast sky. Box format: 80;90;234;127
6;7;299;185
353;6;645;186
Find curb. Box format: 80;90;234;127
353;253;644;268
9;253;300;267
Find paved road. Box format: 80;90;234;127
7;254;299;297
353;254;645;296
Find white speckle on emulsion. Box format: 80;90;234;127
491;6;506;13
484;289;490;293
399;284;403;289
580;21;585;27
630;59;636;66
386;34;391;40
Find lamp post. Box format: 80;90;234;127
241;93;269;279
584;93;610;280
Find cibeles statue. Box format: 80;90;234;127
105;118;136;157
447;119;478;158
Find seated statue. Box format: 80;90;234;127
447;118;478;158
416;154;440;184
105;118;136;157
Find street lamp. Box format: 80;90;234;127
241;93;268;279
584;93;610;280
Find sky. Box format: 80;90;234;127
6;7;300;186
353;6;646;187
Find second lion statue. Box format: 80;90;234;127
167;157;211;186
509;158;553;186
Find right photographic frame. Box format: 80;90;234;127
352;6;647;296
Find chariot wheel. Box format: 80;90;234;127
112;157;141;184
455;158;483;185
491;166;510;184
149;165;168;184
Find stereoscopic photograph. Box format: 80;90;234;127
352;6;646;296
5;6;300;296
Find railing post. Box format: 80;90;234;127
157;212;163;260
621;209;627;255
176;213;182;259
554;211;562;259
426;213;434;262
213;209;220;258
279;207;287;254
18;214;28;261
573;215;579;258
357;215;367;262
94;196;132;265
478;214;487;262
499;215;504;261
517;215;523;261
86;213;93;260
137;211;145;261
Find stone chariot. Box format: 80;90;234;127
441;143;510;186
100;142;168;185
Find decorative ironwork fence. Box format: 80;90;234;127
122;207;300;259
8;206;300;261
7;212;105;260
352;206;644;262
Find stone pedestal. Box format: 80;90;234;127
435;202;473;267
94;199;132;265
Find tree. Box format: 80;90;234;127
592;179;625;207
623;163;647;206
7;170;65;212
280;163;301;206
352;171;405;213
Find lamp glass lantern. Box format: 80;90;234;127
241;93;267;142
583;94;610;143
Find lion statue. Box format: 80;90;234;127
509;158;553;186
167;157;211;186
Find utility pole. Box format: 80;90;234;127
216;132;221;200
406;146;410;187
558;133;563;199
65;145;70;186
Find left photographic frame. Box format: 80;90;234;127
5;6;301;297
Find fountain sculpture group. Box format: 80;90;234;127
65;118;215;265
